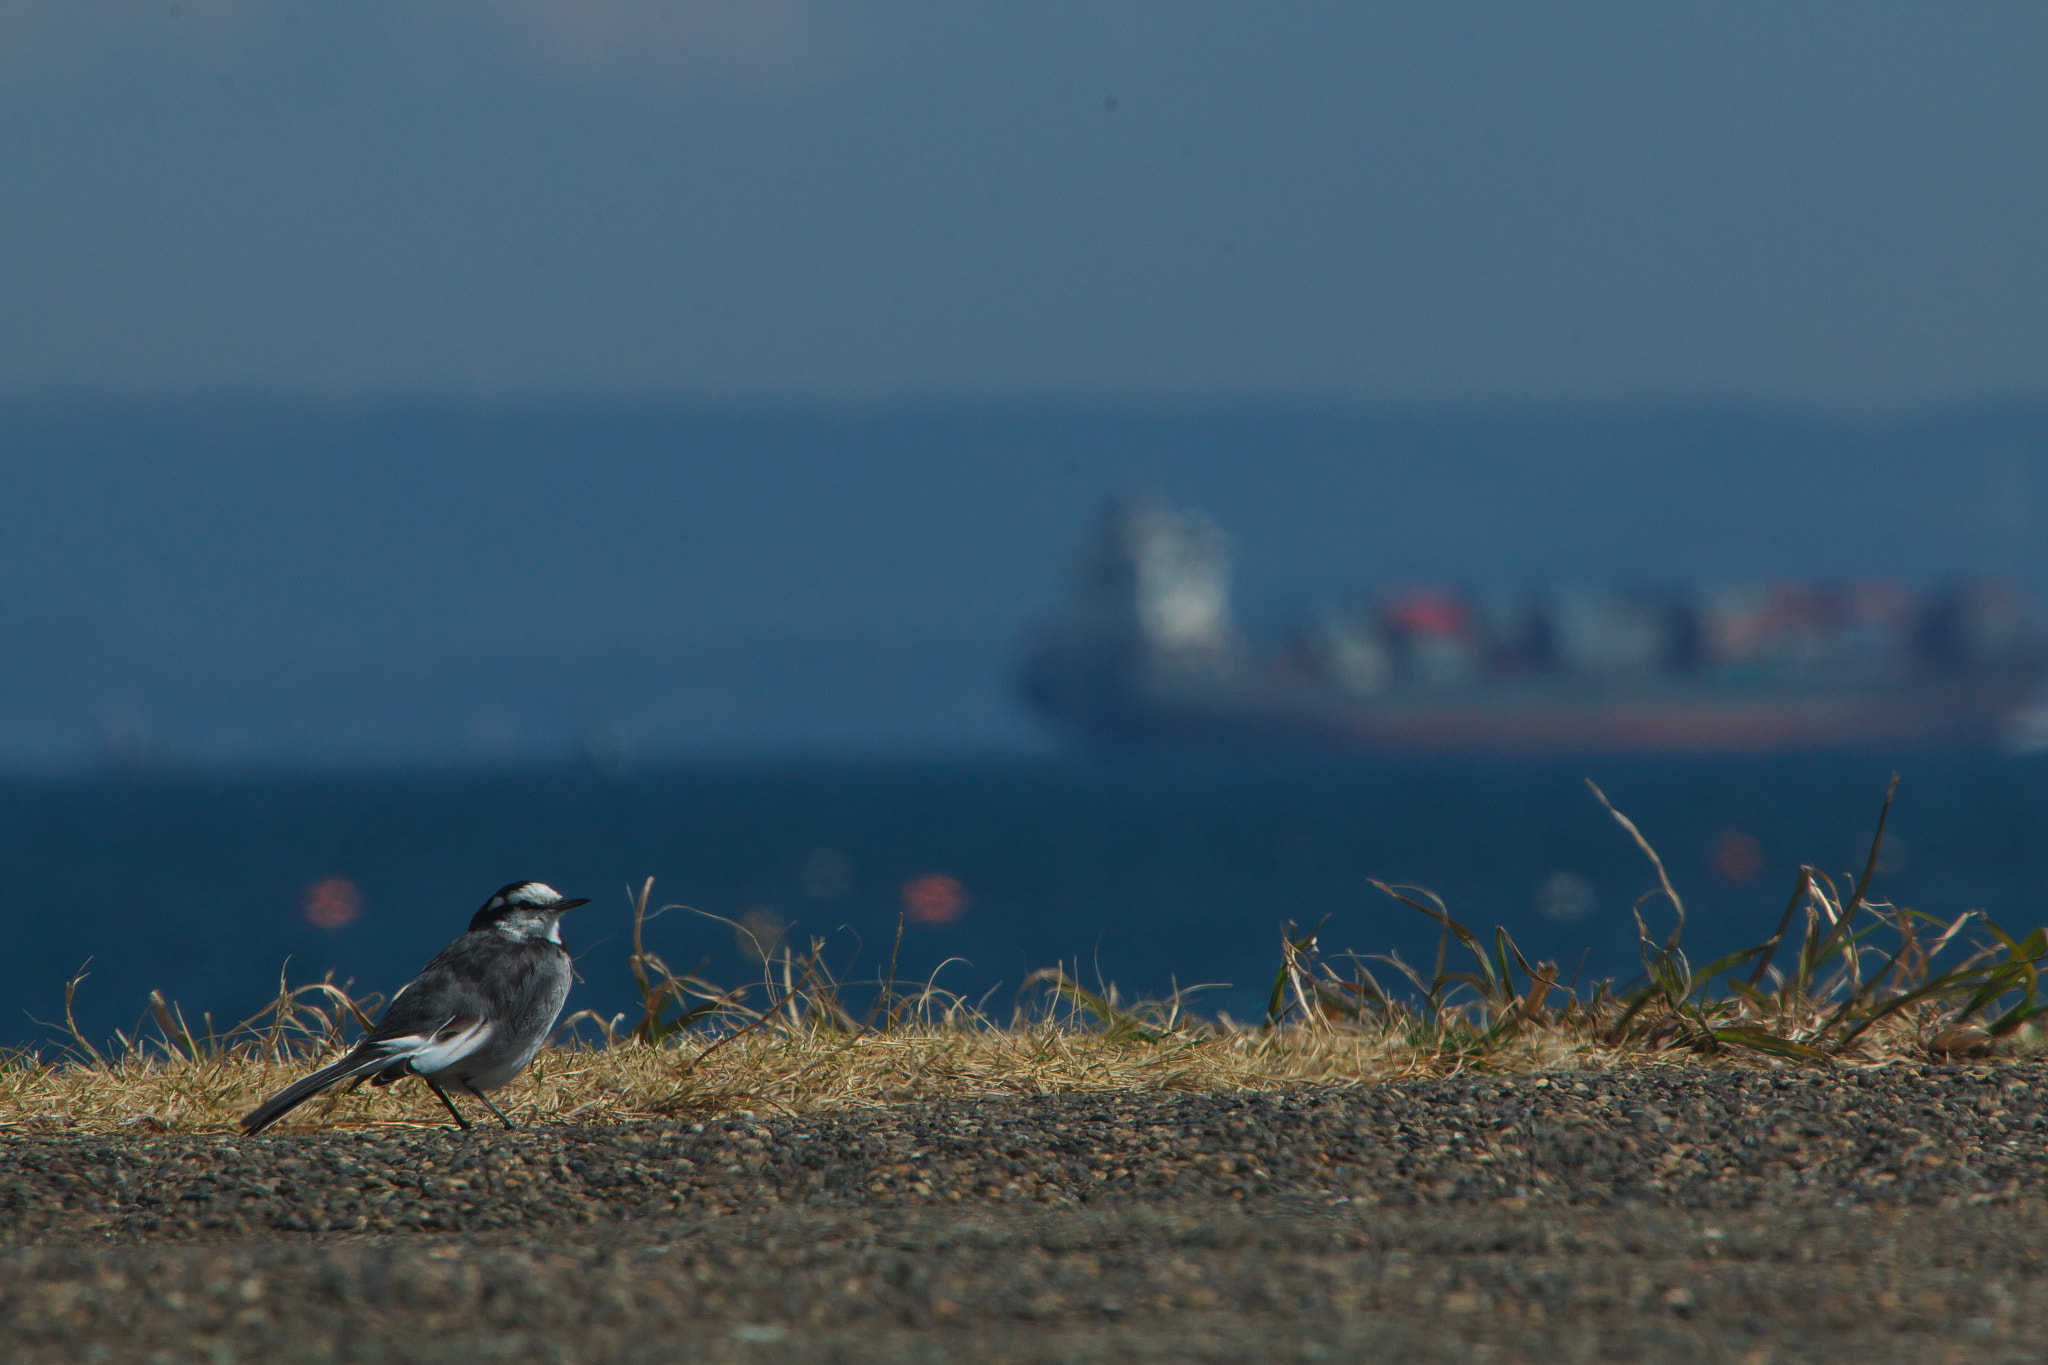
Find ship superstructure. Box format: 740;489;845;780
1019;497;2048;754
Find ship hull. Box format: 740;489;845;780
1021;498;2048;757
1035;668;2046;756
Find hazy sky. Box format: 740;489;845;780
3;2;2046;407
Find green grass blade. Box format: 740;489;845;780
1372;881;1500;999
1813;773;1898;965
1748;866;1814;989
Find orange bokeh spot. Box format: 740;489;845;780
902;874;966;924
304;877;364;929
1385;587;1469;638
1713;830;1764;884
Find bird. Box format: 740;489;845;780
240;881;589;1135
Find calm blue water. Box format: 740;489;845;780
6;753;2047;1051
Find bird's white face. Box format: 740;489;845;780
493;907;564;943
474;881;588;943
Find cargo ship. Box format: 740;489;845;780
1017;498;2048;755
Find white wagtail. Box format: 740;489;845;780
240;881;589;1135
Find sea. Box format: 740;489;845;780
6;751;2047;1053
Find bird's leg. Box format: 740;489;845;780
464;1082;519;1131
424;1079;474;1131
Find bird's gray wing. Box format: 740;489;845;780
359;935;505;1071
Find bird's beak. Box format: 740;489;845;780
556;898;591;911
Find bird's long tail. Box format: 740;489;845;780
239;1048;393;1135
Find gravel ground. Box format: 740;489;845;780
5;1062;2047;1361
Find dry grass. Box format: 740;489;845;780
3;775;2044;1136
0;1022;1581;1137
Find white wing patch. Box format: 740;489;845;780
374;1017;494;1077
